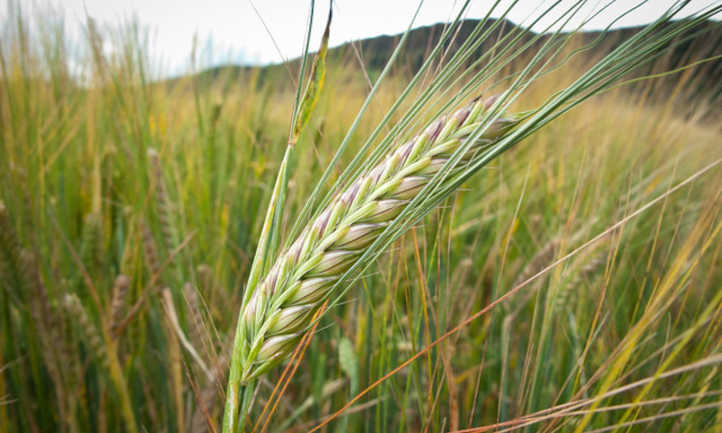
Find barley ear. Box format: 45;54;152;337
109;274;131;336
148;148;179;253
236;99;521;382
64;294;106;362
140;219;162;286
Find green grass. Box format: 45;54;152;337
1;5;721;433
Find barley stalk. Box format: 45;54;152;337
192;351;229;433
236;98;519;381
197;264;213;292
109;274;131;336
80;212;103;272
1;203;77;426
554;250;608;314
64;294;106;362
512;238;560;290
141;219;162;284
0;202;22;288
20;250;71;418
161;288;185;432
63;292;139;433
184;282;209;350
148;148;178;253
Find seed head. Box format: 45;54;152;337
237;99;520;381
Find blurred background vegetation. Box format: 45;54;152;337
0;3;721;433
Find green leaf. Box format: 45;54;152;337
291;6;331;145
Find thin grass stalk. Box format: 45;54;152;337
191;351;229;433
161;288;185;433
161;288;212;379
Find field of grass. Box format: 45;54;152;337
1;6;721;433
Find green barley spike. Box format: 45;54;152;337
238;98;520;381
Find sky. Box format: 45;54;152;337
11;0;722;74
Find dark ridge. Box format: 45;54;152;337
177;18;722;112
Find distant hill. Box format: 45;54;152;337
186;18;722;110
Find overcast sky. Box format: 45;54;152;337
16;0;722;74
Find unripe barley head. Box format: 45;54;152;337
237;98;519;381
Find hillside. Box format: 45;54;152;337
191;18;722;111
